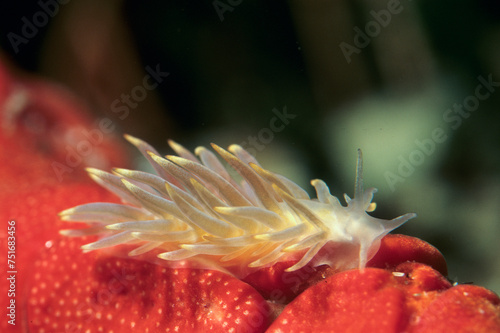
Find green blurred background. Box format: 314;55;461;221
1;0;499;293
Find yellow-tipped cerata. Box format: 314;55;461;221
59;135;416;278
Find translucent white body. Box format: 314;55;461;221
60;135;416;277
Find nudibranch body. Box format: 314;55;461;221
60;135;416;278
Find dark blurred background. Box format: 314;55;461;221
1;0;499;293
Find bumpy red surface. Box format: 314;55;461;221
267;264;500;332
28;237;270;333
367;233;448;276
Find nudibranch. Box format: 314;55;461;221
59;135;416;278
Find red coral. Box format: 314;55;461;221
267;264;500;332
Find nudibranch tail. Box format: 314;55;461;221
59;135;416;278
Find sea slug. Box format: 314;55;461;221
60;135;416;278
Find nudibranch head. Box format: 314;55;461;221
59;135;416;278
